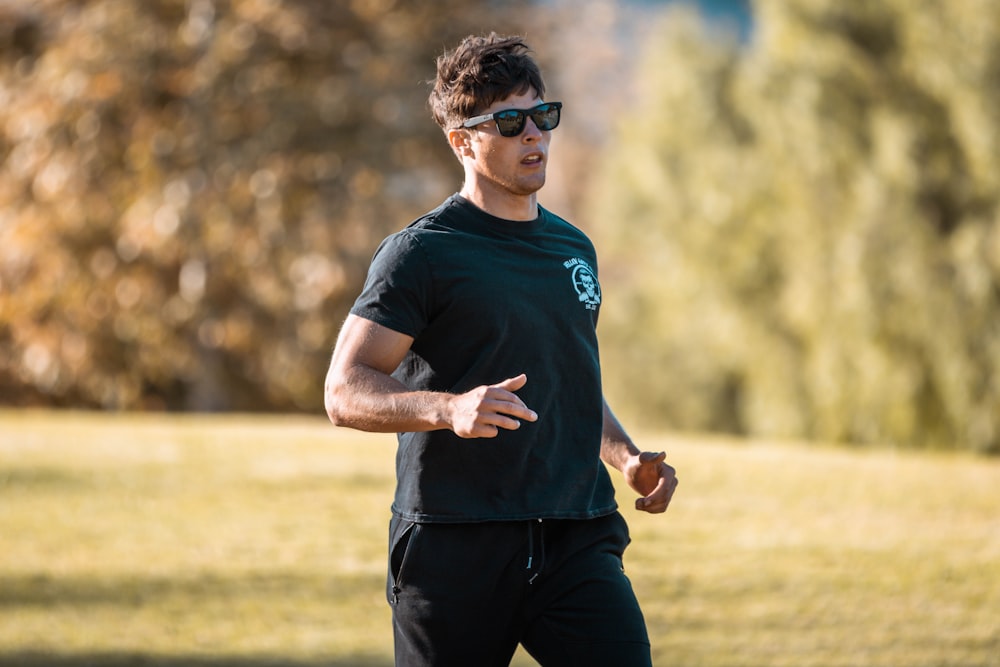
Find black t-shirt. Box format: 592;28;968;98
351;194;617;522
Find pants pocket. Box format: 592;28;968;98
604;511;632;572
611;510;632;550
386;516;418;604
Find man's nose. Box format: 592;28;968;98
522;116;544;141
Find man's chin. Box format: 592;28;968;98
513;175;546;196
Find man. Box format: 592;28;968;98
324;33;678;667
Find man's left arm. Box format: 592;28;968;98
600;398;679;514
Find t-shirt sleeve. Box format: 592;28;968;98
349;230;432;338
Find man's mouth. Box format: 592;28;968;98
521;153;544;165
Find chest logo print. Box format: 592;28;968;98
563;258;601;311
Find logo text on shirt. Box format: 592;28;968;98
563;258;601;311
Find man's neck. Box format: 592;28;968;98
459;185;538;222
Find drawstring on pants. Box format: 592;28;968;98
526;519;544;585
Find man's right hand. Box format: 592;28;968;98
448;374;538;438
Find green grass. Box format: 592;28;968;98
1;410;998;666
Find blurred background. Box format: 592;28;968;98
2;0;998;454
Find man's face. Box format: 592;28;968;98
463;90;551;198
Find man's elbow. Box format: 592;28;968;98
323;377;352;428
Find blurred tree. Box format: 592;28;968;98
0;0;535;411
589;0;1000;452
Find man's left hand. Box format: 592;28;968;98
624;451;678;514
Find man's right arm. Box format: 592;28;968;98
324;314;537;437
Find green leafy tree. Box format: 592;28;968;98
590;0;1000;453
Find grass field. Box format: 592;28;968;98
1;409;998;667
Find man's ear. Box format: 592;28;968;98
448;128;474;159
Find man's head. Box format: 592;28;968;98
429;33;546;132
432;34;558;218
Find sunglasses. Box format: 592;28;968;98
461;102;563;137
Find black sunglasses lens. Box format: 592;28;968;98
531;104;560;131
494;110;527;137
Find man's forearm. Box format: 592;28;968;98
600;399;640;471
325;363;450;434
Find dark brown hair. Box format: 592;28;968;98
429;33;546;131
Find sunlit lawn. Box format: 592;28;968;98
1;410;998;666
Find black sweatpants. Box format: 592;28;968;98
386;511;652;667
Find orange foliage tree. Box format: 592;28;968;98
0;0;536;411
